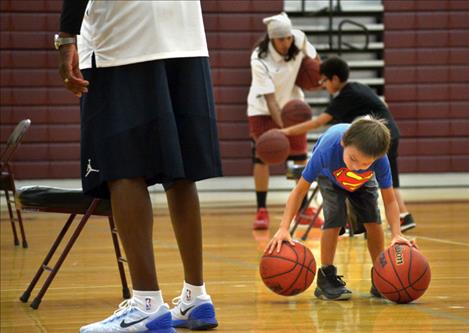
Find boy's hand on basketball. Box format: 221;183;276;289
58;43;89;97
265;227;295;254
391;234;417;249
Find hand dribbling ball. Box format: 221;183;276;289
372;243;431;303
260;241;316;296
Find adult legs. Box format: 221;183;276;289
108;177;158;290
166;179;203;285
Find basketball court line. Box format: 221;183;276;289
414;235;469;247
6;238;467;327
355;291;469;324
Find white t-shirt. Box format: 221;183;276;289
77;1;208;69
247;29;317;117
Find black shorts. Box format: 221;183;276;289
387;138;400;188
80;57;223;199
317;175;381;229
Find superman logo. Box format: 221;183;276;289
333;167;374;191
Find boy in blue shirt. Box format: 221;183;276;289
282;56;415;232
266;117;415;300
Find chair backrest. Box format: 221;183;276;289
1;119;31;170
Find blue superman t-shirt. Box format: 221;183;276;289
302;124;392;191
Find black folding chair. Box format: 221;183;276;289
1;119;31;248
17;186;130;309
287;164;324;240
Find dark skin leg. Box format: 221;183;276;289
108;177;158;290
166;179;203;286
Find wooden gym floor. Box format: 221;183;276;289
1;201;469;332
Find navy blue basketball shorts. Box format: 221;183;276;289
80;57;223;199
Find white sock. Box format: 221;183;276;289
400;212;410;218
133;289;164;313
180;281;207;304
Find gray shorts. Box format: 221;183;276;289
317;175;381;229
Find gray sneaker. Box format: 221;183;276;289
314;265;352;300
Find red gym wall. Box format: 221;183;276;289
0;0;283;179
1;0;468;179
383;0;469;172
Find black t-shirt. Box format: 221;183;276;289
325;82;400;139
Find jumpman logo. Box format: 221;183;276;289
85;159;100;177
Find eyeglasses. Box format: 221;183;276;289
318;78;329;85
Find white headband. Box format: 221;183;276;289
262;12;292;39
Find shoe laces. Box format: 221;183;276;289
331;275;347;287
113;299;135;316
322;269;347;287
171;296;182;306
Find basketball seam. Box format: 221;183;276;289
408;265;430;291
282;243;306;295
261;258;300;280
373;264;400;291
389;245;413;302
262;255;316;274
379;264;429;293
407;247;430;292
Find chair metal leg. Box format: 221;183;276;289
301;204;323;241
4;190;19;246
16;208;28;248
290;185;320;236
108;217;131;299
29;199;100;309
20;214;77;304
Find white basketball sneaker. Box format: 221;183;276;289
170;294;218;330
80;298;176;333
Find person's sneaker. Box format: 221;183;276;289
298;207;324;227
400;213;416;232
370;267;383;298
253;208;269;230
314;265;352;300
370;284;382;298
80;299;175;333
170;294;218;330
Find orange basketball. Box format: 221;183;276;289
260;242;316;296
256;129;290;165
372;243;431;303
295;57;321;91
281;99;313;127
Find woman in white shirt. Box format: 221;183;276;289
247;12;320;230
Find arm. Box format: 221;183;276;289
381;187;416;247
266;177;311;253
264;93;284;128
60;0;89;35
282;112;333;136
58;0;89;97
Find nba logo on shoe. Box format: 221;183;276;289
145;298;151;311
184;289;192;302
